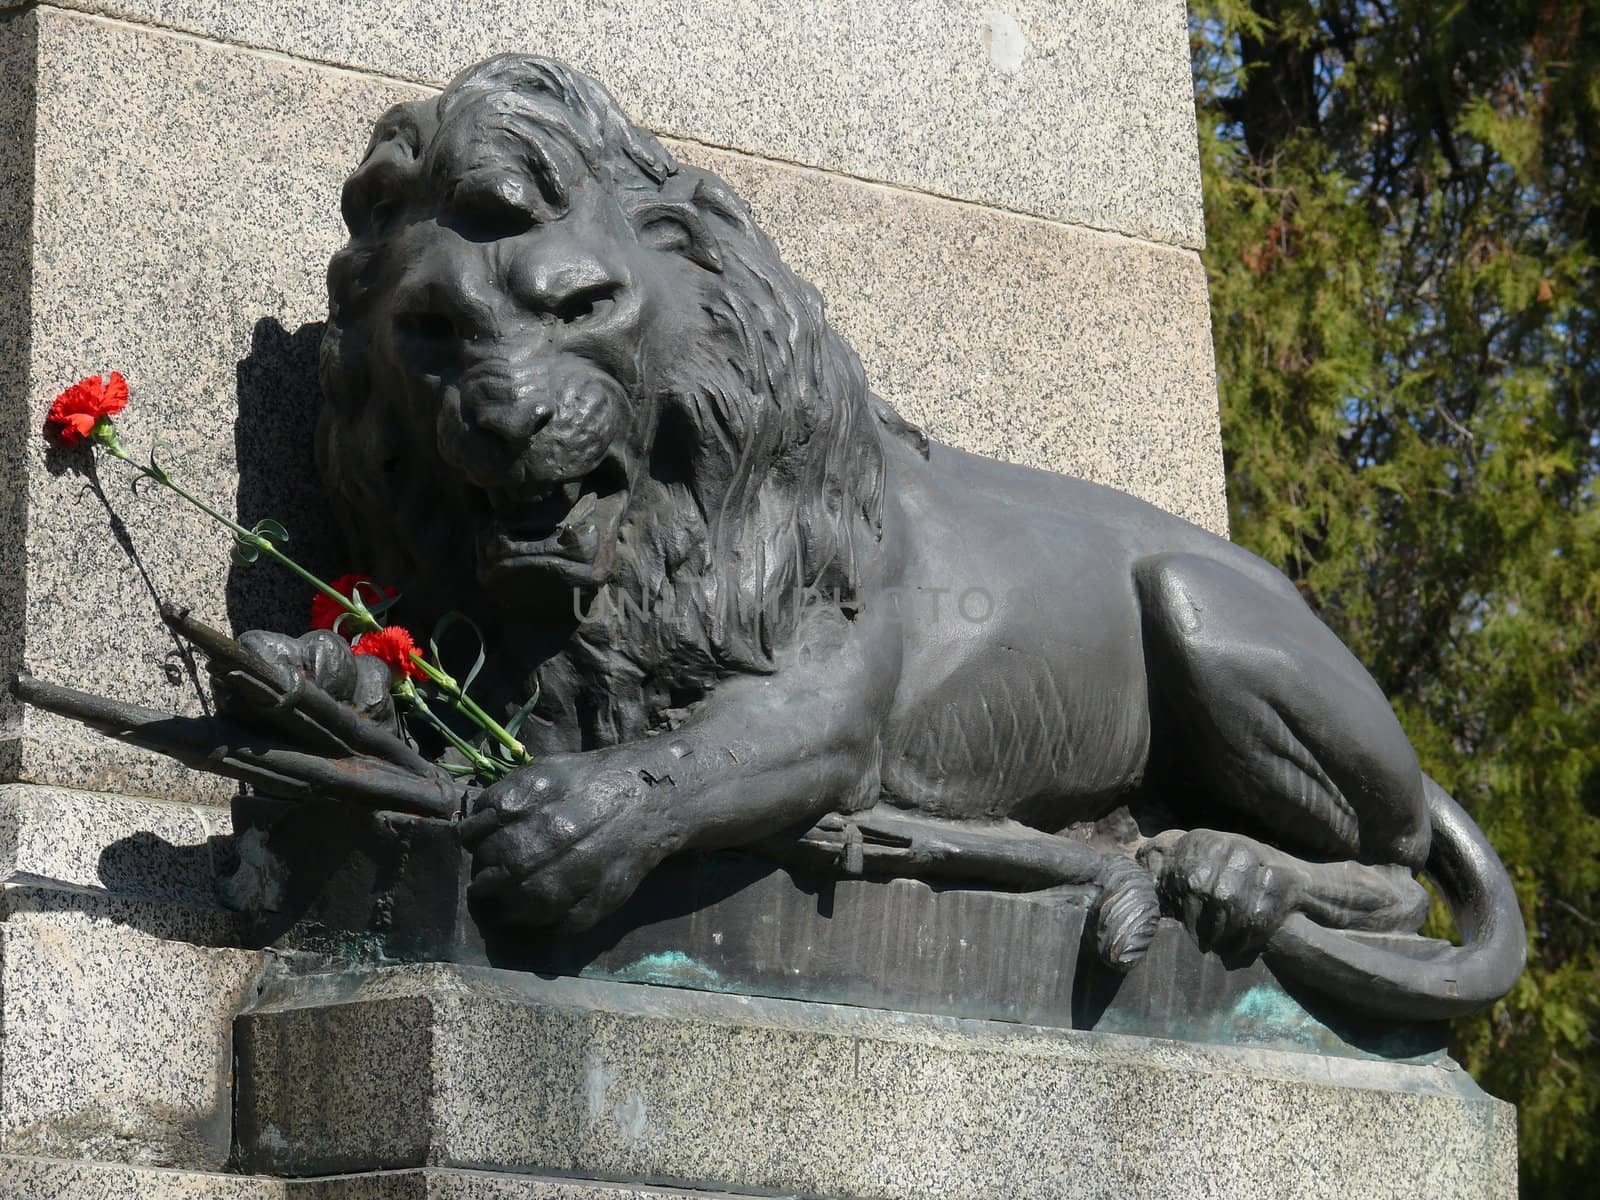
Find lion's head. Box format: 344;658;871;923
319;55;916;693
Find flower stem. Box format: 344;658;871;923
259;542;382;633
404;658;530;764
94;417;529;765
102;430;382;632
404;688;504;781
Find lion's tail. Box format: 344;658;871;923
1264;775;1526;1020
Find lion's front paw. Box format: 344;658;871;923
219;628;399;730
456;754;677;933
1140;829;1306;961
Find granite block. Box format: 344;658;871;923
10;9;424;803
0;1159;762;1199
674;140;1227;532
0;782;232;902
0;878;242;945
237;967;1517;1198
35;0;1205;247
0;781;242;944
0;923;266;1169
0;9;37;772
7;9;1224;803
0;1153;286;1198
287;1168;755;1199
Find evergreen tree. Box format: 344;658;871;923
1192;3;1600;1192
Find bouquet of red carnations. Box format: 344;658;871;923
31;371;534;809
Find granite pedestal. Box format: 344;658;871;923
229;797;1454;1064
231;966;1515;1199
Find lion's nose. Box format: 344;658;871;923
525;403;556;436
459;382;556;445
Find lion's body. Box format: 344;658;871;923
825;433;1423;871
878;435;1237;824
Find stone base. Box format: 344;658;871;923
0;785;267;1170
0;1153;283;1197
234;799;1453;1063
285;1172;746;1199
0;1155;754;1198
236;966;1516;1199
0;924;265;1169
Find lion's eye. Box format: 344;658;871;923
397;311;458;343
552;284;619;325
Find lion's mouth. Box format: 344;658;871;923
472;460;629;580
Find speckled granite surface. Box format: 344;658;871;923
286;1167;780;1198
0;1154;286;1198
237;967;1516;1199
0;783;232;901
677;140;1226;531
0;923;266;1169
0;1157;769;1199
28;0;1205;248
0;8;37;788
0;782;244;944
7;8;412;804
0;785;263;1169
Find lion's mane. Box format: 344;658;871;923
318;56;921;712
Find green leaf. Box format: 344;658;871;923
503;680;543;740
251;518;290;548
364;590;401;618
146;438;173;485
429;611;487;698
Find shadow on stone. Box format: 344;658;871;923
227;317;338;637
96;829;238;900
0;830;246;947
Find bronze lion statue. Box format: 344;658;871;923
303;54;1525;1018
21;55;1524;1020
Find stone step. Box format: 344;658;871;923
0;924;265;1170
235;966;1515;1199
0;875;242;945
0;783;231;890
0;782;246;950
0;1153;284;1197
285;1166;776;1199
0;1154;775;1198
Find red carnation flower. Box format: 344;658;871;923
46;372;130;446
311;574;398;634
352;625;427;682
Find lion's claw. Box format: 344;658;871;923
1094;860;1162;969
1097;877;1161;968
1141;829;1306;961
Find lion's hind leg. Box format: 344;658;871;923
1133;552;1432;959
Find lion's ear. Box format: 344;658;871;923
341;102;429;238
631;200;725;274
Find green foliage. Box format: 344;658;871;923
1192;2;1600;1192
